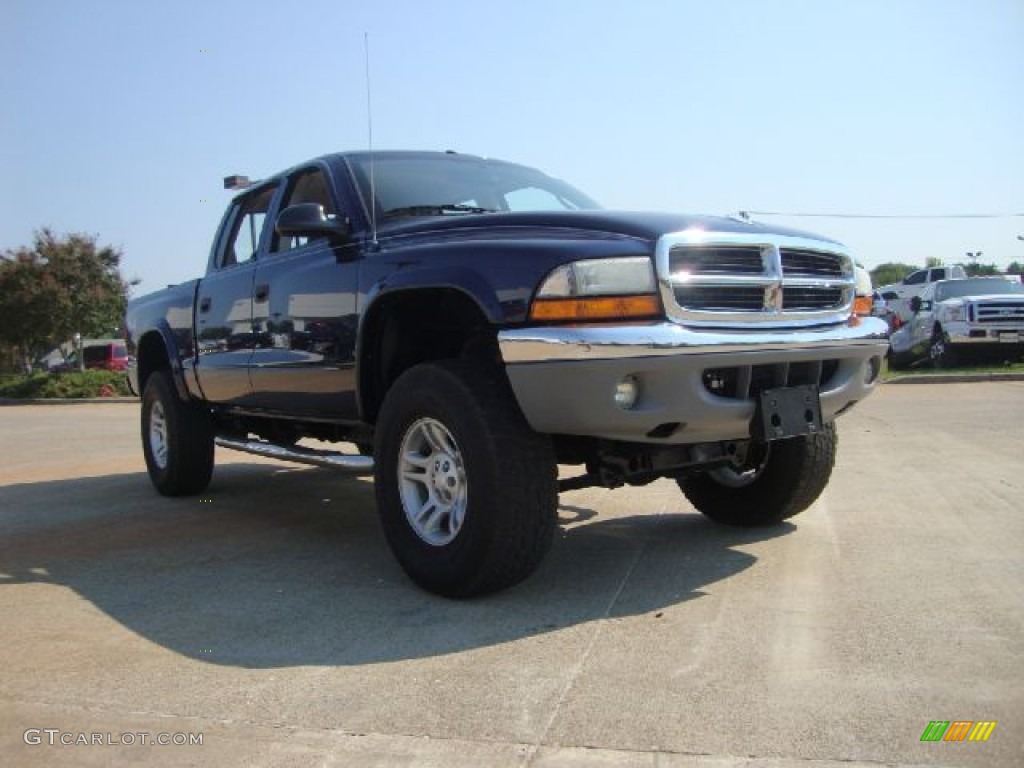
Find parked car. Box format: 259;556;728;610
888;277;1024;368
125;149;888;596
50;341;130;373
83;342;130;371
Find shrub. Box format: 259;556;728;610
0;370;134;399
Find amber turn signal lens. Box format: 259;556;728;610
853;296;873;316
530;295;662;322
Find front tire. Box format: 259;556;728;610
886;349;908;371
929;327;958;369
677;424;837;526
141;371;214;496
374;360;558;597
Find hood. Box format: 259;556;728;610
374;209;844;246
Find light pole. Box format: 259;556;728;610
73;332;84;372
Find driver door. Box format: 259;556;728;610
195;183;279;404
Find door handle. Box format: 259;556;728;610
254;284;270;302
199;297;212;313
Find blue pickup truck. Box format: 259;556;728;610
125;150;888;596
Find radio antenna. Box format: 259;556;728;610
364;32;377;246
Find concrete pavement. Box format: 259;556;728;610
1;384;1021;766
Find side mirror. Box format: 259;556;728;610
275;204;350;243
910;296;922;314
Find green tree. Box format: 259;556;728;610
924;256;942;268
1006;261;1023;275
964;262;1000;277
870;262;918;288
0;228;134;369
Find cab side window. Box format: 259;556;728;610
221;186;277;267
904;270;926;285
930;268;946;280
272;169;337;252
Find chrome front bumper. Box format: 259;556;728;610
499;318;890;363
947;327;1024;345
498;318;889;444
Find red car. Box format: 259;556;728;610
82;342;129;371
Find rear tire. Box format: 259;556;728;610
677;424;837;526
141;371;214;496
374;360;557;597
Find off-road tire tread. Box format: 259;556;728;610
142;371;214;496
374;360;557;597
678;423;837;526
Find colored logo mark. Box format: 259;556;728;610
920;720;996;742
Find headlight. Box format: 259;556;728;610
945;306;965;322
530;257;661;321
536;257;657;298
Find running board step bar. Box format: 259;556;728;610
215;436;374;475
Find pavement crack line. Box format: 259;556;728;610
519;509;661;768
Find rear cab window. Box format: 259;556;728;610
217;184;279;269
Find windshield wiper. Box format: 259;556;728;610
381;204;496;219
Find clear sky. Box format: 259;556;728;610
2;0;1022;296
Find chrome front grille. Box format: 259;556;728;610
780;248;845;277
975;301;1024;324
782;287;844;310
674;285;765;311
669;245;764;275
656;232;854;328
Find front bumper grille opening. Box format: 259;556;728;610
702;358;840;401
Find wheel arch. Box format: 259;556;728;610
357;285;501;424
136;328;189;400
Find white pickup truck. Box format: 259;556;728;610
878;264;967;303
888;277;1024;368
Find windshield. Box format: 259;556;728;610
346;154;601;220
935;279;1024;301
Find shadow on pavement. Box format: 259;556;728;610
0;463;793;668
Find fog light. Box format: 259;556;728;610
614;375;640;409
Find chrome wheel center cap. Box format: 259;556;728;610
431;453;459;502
